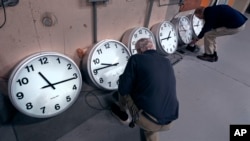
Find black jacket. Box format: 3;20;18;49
118;50;179;124
198;5;248;39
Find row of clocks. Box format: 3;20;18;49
7;13;204;118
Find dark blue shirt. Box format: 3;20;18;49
118;50;179;124
198;5;248;39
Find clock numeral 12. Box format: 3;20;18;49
39;57;49;65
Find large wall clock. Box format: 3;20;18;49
171;16;193;45
122;27;156;55
151;21;178;55
81;39;131;91
8;52;82;118
187;13;205;38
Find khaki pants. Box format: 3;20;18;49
204;23;246;55
119;95;172;141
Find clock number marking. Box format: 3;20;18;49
17;77;29;86
26;102;33;110
99;78;104;83
39;57;49;65
25;65;34;72
56;58;61;64
40;106;45;114
104;43;110;49
16;92;24;99
93;58;100;65
97;49;102;55
108;82;111;87
67;64;72;70
66;96;71;102
73;85;77;90
55;104;60;110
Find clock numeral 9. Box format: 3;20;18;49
16;92;24;99
26;102;33;110
39;57;49;65
17;77;29;86
25;65;34;72
93;69;98;75
93;58;100;65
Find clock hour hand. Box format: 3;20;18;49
38;72;56;90
41;76;77;89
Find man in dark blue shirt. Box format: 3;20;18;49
190;5;248;62
112;38;179;141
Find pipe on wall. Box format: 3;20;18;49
144;0;154;28
92;2;98;44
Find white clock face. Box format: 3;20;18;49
178;16;193;44
123;27;155;55
8;52;82;118
152;21;178;55
192;14;204;36
87;40;131;90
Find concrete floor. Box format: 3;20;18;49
1;13;250;141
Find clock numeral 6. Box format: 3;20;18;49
55;104;60;110
26;102;33;110
17;77;29;86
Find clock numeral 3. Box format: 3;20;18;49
39;57;49;65
17;77;29;86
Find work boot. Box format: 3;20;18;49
197;53;218;62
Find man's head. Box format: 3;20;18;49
135;38;156;54
194;6;205;19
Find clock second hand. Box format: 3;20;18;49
38;72;56;90
41;76;77;89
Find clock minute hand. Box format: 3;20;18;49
94;63;119;72
41;76;77;89
38;72;56;90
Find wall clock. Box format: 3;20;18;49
151;21;178;55
122;27;156;55
171;16;193;45
187;13;205;38
8;52;82;118
81;39;131;91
